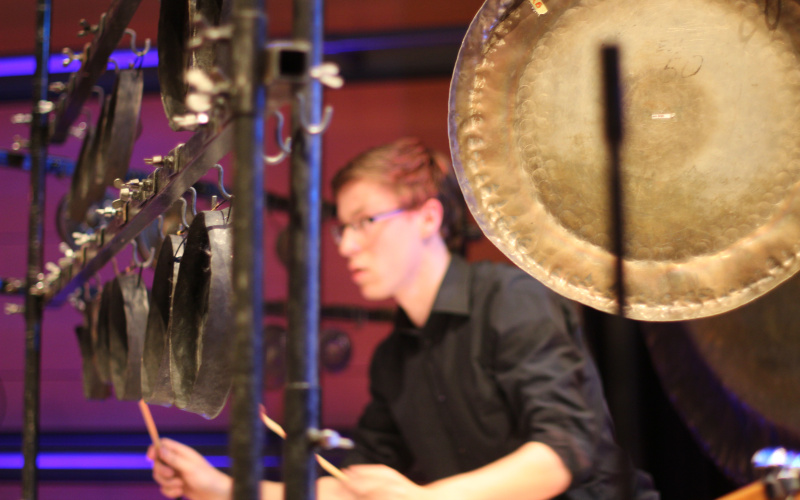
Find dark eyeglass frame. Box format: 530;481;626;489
331;207;407;245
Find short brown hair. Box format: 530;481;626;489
332;138;466;253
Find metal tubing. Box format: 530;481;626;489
49;0;143;144
229;0;266;498
285;0;324;497
22;1;51;498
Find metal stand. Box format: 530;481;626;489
602;45;635;500
18;0;331;497
22;1;51;498
229;0;267;497
285;0;325;497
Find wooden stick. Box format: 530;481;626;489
138;399;161;447
715;481;767;500
259;405;348;482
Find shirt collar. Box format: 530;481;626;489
395;255;471;335
430;254;471;316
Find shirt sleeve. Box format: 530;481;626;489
487;273;604;485
339;337;414;473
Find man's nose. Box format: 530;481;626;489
336;227;360;257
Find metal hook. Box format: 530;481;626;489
188;187;198;217
124;28;152;58
157;214;166;239
264;147;289;165
178;198;190;231
130;240;156;269
264;110;293;165
296;94;334;135
211;165;233;201
178;188;198;231
272;110;292;153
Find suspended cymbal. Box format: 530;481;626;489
450;0;800;320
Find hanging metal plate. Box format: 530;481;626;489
169;210;233;419
142;234;186;406
449;0;800;320
108;273;149;401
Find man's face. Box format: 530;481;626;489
334;179;424;301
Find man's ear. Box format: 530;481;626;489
418;197;445;240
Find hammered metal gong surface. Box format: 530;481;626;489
449;0;800;320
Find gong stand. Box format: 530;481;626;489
601;44;636;500
284;0;332;496
21;1;51;497
17;0;344;496
227;0;267;496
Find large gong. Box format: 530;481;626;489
449;0;800;321
643;269;800;483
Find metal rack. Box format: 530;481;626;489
21;0;331;498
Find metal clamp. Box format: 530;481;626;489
187;14;233;50
77;14;106;38
4;303;23;315
61;47;86;68
173;69;231;128
309;62;343;89
11;135;30;151
113;177;156;204
265;40;310;84
307;428;354;451
11;113;32;125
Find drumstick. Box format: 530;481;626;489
714;481;767;500
259;405;348;482
138;399;161;447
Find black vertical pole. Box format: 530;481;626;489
285;0;324;497
23;1;51;499
602;44;625;313
602;45;636;500
230;0;266;497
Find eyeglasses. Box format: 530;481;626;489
331;207;407;245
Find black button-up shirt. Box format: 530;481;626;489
342;256;657;499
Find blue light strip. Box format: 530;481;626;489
0;453;279;470
0;49;159;78
0;30;463;78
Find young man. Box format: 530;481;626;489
150;138;658;499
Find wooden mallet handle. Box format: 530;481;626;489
259;405;348;482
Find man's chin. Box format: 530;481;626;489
357;284;391;302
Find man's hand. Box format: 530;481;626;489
148;438;233;500
342;465;433;500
